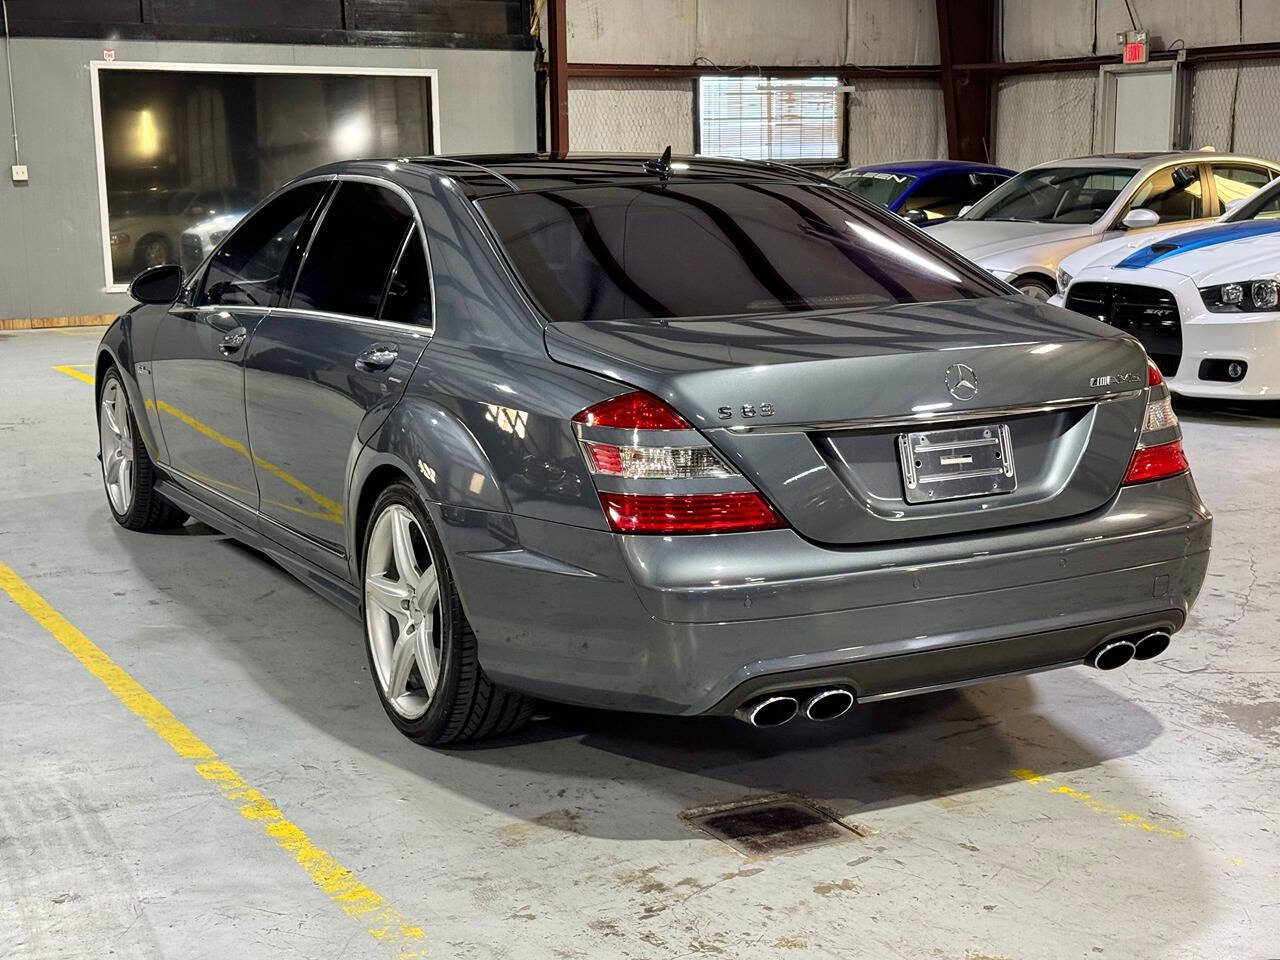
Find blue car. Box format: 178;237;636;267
831;160;1014;225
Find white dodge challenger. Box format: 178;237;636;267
1051;177;1280;399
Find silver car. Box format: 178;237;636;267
929;151;1280;300
96;154;1211;744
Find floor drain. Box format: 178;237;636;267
682;795;858;857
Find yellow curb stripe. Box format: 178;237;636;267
1012;768;1188;839
0;561;426;957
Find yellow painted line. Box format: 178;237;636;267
1013;768;1189;839
0;561;426;957
54;364;343;524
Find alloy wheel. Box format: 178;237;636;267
99;378;135;515
364;504;441;720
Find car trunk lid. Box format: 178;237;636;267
546;295;1150;545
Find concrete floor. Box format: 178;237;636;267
1;325;1277;960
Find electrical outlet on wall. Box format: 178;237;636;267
11;164;28;183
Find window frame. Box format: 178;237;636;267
694;75;847;165
90;59;441;294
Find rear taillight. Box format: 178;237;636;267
1123;360;1189;485
574;390;787;534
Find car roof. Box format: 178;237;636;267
838;159;1014;177
1035;150;1279;172
348;153;832;199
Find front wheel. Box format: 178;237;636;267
361;483;533;745
98;368;188;531
1014;277;1054;301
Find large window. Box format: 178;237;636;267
92;62;438;289
698;76;842;162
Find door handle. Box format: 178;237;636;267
219;327;248;354
355;342;399;372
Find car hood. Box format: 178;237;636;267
1069;218;1280;284
927;220;1093;260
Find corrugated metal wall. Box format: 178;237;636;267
994;72;1097;169
568;78;695;153
1189;59;1280;160
846;79;945;165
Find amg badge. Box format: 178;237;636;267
1089;372;1142;388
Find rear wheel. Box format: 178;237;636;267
98;368;188;531
361;483;533;745
1015;276;1054;301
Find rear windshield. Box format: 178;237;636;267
831;171;916;207
479;182;1004;323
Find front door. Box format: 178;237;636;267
244;180;432;561
150;182;329;515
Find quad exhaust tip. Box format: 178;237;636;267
1088;639;1136;671
735;687;856;727
1133;630;1172;661
803;688;855;722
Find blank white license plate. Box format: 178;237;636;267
897;423;1017;504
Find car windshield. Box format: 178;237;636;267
1227;180;1280;221
831;171;916;207
480;182;1005;323
961;166;1139;225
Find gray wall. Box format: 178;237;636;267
0;37;536;320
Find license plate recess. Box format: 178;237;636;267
897;423;1016;504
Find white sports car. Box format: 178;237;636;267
1050;178;1280;399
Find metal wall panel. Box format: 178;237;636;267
1242;0;1280;44
695;0;846;67
846;0;938;66
994;73;1096;169
846;79;946;165
1188;62;1237;152
1001;0;1094;61
1233;59;1280;160
568;79;695;153
566;0;696;64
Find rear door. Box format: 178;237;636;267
243;179;431;563
151;181;328;517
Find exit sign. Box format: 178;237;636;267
1123;40;1148;63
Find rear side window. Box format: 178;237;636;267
480;182;1003;323
380;229;432;327
199;182;326;308
291;182;415;319
1211;163;1273;212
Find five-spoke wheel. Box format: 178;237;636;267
99;377;135;516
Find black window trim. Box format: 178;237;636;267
186;172;438;338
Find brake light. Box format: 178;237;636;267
598;492;785;534
574;391;787;534
1122;362;1188;485
572;391;689;430
1123;440;1189;485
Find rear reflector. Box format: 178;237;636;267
1123;439;1189;485
573;391;690;430
597;491;786;534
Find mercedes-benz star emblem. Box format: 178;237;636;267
945;363;979;401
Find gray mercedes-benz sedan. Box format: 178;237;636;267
94;154;1211;744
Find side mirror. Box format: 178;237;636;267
129;263;185;304
1122;208;1161;230
901;209;929;225
957;204;973;218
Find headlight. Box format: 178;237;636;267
1056;267;1073;295
1199;278;1280;312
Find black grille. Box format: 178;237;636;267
1065;282;1182;376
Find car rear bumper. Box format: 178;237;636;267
444;473;1211;715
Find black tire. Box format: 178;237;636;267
134;235;172;271
360;482;533;745
97;367;189;532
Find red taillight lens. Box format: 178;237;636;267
598;492;786;534
573;391;690;430
1123;438;1189;485
1147;360;1164;386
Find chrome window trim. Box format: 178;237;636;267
266;306;433;340
714;389;1144;435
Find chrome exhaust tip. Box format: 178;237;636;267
1132;630;1172;661
803;688;855;722
1088;639;1136;671
734;695;799;728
